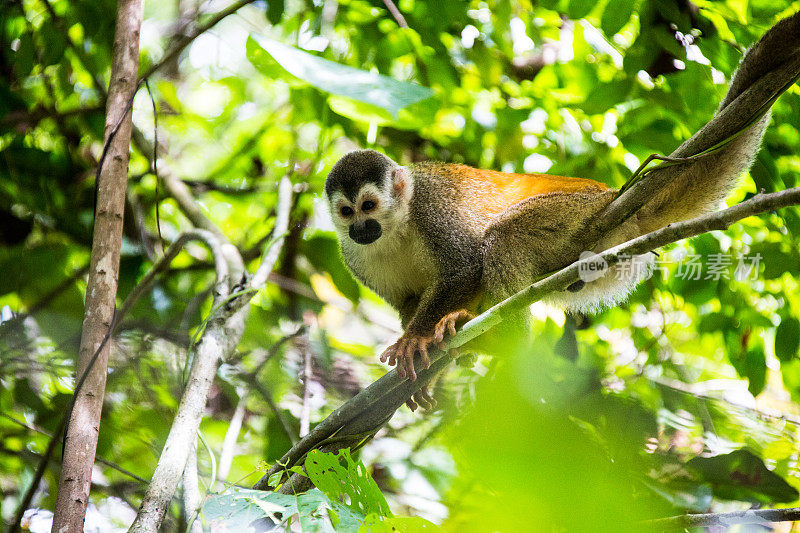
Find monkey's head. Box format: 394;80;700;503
325;149;412;246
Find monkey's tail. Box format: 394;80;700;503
634;11;800;234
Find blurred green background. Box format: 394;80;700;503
2;0;800;530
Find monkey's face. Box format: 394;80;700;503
325;150;412;247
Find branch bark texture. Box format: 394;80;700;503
128;177;293;532
51;0;144;530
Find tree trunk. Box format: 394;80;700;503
50;0;144;530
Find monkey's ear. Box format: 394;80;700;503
391;167;408;196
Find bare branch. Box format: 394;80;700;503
129;177;294;531
381;0;408;28
587;54;800;244
141;0;261;80
251;176;293;289
162;172;230;244
217;397;247;484
182;441;203;533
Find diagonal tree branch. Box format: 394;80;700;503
255;185;800;492
586;47;800;246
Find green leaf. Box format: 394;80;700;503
267;471;282;487
601;0;635;35
14;32;35;78
39;19;67;66
776;317;800;363
266;0;284;25
687;449;799;504
300;232;361;303
567;0;595;19
203;488;334;530
305;449;392;518
744;346;767;396
246;34;435;119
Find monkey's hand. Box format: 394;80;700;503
380;333;434;381
381;309;474;380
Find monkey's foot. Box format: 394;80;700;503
433;309;475;347
380;333;435;381
405;386;437;411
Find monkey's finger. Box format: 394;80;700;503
432;325;445;345
417;388;437;410
447;320;457;337
406;353;417;381
405;397;418;411
419;343;430;370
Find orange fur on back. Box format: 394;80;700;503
442;164;609;220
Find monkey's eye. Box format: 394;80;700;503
340;206;354;217
361;200;376;212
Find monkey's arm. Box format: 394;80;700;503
382;266;480;380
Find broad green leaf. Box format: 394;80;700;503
567;0;595;19
305;449;392;519
776;317;800;363
203;488;337;531
266;0;284;24
601;0;635;36
246;34;435;119
687;449;799;504
300;232;361;303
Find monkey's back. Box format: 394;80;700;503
409;162;610;231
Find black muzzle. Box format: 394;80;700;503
349;219;382;245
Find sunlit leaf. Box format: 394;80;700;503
247;35;435;119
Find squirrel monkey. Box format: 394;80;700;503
325;14;800;387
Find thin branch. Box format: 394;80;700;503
10;416;66;532
2;381;150;485
251;176;293;289
162;172;230;243
381;0;408;28
652;506;800;529
116;229;230;327
255;186;800;491
141;0;260;80
251;381;299;445
0;105;105;130
217;396;247;484
129;177;294;532
299;340;313;437
587;53;800;245
182;441;203;533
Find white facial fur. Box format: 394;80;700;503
327;167;414;246
328;167;434;308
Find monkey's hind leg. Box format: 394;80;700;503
481;190;630;317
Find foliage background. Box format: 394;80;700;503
2;0;800;530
